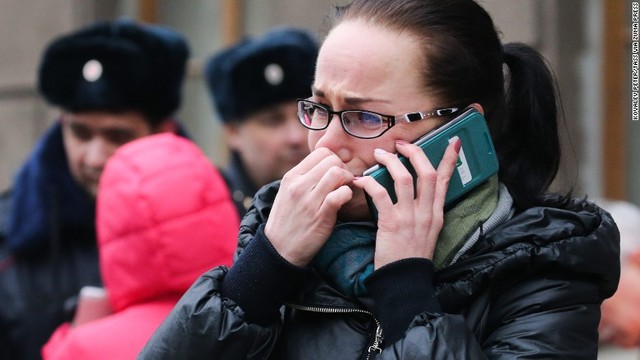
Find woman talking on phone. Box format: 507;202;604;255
140;0;619;358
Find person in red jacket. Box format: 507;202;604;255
0;19;190;360
41;133;239;360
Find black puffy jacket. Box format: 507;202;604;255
140;181;619;360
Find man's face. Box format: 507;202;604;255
61;111;154;197
226;102;310;188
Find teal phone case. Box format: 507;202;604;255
363;108;499;219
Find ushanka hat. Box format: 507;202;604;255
38;18;189;125
205;26;318;123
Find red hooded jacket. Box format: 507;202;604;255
42;133;239;359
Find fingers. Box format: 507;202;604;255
287;147;339;176
265;147;354;266
398;139;459;238
374;147;416;211
284;147;352;198
431;138;462;212
394;141;437;224
358;138;461;268
323;184;354;212
352;175;393;217
311;160;354;201
280;148;351;209
366;139;461;213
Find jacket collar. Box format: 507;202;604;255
6;122;95;254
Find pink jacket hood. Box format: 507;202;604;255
96;133;239;311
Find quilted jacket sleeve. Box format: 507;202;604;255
137;266;281;360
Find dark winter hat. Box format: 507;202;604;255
38;18;189;126
205;26;318;123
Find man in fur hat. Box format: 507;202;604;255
205;27;318;217
0;19;189;360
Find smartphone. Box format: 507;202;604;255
363;107;499;220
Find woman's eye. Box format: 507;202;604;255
359;113;382;128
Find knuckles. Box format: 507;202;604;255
368;185;389;199
325;165;347;179
416;169;438;185
394;172;414;187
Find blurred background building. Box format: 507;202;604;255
0;0;637;208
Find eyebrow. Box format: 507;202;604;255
312;87;391;107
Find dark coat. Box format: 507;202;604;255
140;181;620;360
221;151;259;219
0;123;100;360
0;122;191;360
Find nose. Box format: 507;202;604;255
313;113;352;160
83;137;112;171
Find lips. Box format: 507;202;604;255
84;173;101;184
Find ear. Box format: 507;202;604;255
468;103;485;115
462;103;484;115
59;111;73;125
154;119;178;134
223;123;243;151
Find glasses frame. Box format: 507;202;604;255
297;99;460;139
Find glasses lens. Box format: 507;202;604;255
342;111;384;138
298;101;328;129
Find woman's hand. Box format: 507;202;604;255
264;147;355;267
353;139;461;269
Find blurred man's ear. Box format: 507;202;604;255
223;123;243;151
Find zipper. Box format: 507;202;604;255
285;303;383;360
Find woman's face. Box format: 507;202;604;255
310;20;446;219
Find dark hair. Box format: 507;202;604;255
328;0;567;210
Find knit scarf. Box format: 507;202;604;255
312;175;499;297
432;175;499;269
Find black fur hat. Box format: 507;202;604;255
205;27;318;123
38;19;189;125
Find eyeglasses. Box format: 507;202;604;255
297;99;459;139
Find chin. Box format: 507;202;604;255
82;182;98;199
337;190;371;222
